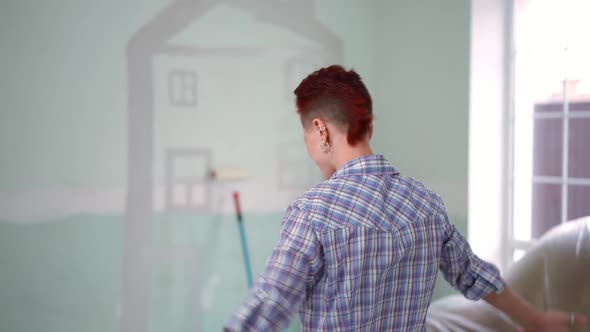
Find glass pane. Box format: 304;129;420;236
533;119;563;177
570;101;590;112
568;185;590;221
569;118;590;178
513;51;565;241
515;0;590;54
513;249;526;263
565;49;590;112
534;102;564;113
532;183;561;238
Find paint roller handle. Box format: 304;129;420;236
233;191;242;219
232;190;254;288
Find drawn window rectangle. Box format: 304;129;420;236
169;70;197;107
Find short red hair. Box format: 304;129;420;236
294;65;373;145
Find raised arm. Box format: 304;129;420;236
439;212;587;331
484;287;587;332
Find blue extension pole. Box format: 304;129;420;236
233;191;254;288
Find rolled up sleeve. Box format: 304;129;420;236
439;215;507;300
225;205;323;331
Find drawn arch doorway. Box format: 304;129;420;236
123;1;342;331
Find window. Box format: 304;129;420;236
510;0;590;258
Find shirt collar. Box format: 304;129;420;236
330;154;399;179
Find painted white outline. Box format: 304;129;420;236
121;1;343;331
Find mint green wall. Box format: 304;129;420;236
373;0;470;189
1;1;159;190
372;0;471;230
0;1;471;331
0;0;379;191
372;0;471;298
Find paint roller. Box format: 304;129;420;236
209;167;251;181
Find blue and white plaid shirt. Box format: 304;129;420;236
226;155;506;331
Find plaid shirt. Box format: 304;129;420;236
225;155;506;331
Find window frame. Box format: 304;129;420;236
504;0;590;265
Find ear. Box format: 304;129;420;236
312;118;328;139
368;123;374;140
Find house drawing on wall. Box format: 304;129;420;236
122;1;342;331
